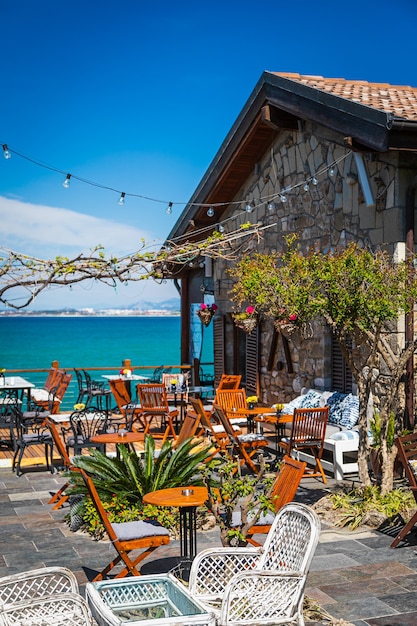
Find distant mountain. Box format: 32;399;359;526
129;298;180;311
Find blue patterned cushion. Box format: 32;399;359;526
339;394;360;429
326;392;347;425
299;390;323;409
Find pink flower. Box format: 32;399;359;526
246;306;255;315
200;303;208;309
289;313;298;322
211;304;218;311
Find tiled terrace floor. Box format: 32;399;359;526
2;465;417;625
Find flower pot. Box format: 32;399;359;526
234;317;257;334
197;308;214;326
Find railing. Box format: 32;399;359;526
6;361;193;412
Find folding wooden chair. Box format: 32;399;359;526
231;455;307;545
189;396;240;456
136;383;179;432
79;468;170;580
32;373;72;414
391;432;417;547
45;417;75;510
213;404;269;473
109;379;146;430
278;406;329;483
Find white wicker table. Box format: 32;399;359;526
86;574;215;626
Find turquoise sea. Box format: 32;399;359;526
0;316;214;410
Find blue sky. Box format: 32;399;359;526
1;0;416;310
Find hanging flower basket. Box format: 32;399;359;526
196;303;218;326
232;306;257;335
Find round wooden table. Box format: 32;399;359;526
143;486;208;559
234;406;278;432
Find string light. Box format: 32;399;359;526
207;205;215;217
62;174;71;189
1;142;350;217
118;192;125;206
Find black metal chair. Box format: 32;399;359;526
11;405;54;477
82;370;112;411
64;408;108;456
73;368;90;405
0;389;20;450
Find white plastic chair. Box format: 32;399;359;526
187;502;320;626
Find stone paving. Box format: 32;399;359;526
2;466;417;625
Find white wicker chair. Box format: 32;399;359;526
187;502;321;626
0;593;93;626
0;566;78;607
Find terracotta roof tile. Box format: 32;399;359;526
271;72;417;121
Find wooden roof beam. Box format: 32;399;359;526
261;104;299;131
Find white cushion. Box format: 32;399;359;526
232;509;275;527
111;520;169;541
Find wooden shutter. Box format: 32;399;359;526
213;316;225;387
245;326;259;396
332;336;353;393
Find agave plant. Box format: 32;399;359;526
68;434;213;504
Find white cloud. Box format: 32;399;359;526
0;196;178;309
0;195;157;258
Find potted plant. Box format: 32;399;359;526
200;457;275;546
232;305;257;334
196;303;218;326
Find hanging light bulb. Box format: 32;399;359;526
62;174;71;188
303;182;310;192
166;202;173;215
267;201;275;212
118;192;125;206
329;166;336;177
312;176;318;186
2;144;11;159
218;224;225;233
279;192;287;203
245;202;254;213
207;205;215;217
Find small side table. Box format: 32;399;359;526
143;486;208;559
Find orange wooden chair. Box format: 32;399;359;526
237;456;307;545
213;404;269;473
278;406;329;483
189;396;240;457
45;417;75;510
391;432;417;547
33;373;72;414
109;379;146;430
214;388;249;428
136;383;179;431
79;468;170;580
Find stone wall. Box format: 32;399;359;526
212;123;404;404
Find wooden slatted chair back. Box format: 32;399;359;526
215;388;247;414
136;383;169;411
174;411;201;448
109;378;132;410
44;368;64;392
269;455;307;513
279;407;329;483
217;374;242;391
